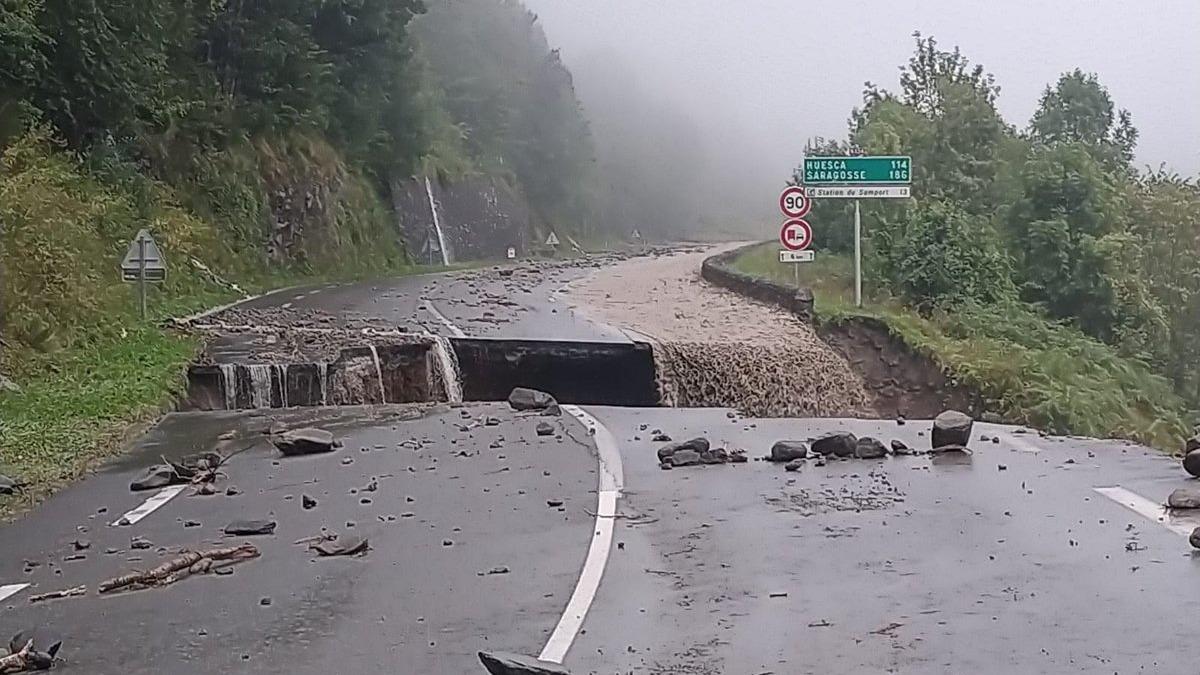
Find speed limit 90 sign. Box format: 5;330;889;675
779;186;811;218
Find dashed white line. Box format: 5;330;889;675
422;300;466;338
111;485;188;527
540;405;623;664
0;583;29;604
1094;486;1197;537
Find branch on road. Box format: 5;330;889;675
99;544;260;594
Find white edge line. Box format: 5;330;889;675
0;583;30;603
539;405;624;664
423;300;466;338
176;284;301;325
1093;486;1194;537
111;484;188;527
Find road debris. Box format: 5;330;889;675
811;432;856;457
1168;488;1200;509
1190;527;1200;550
224;519;277;536
1183;443;1200;477
1;633;61;673
273;428;337;456
536;421;555;436
891;439;911;455
784;459;804;472
0;474;24;496
656;438;746;469
769;440;808;462
27;586;86;604
311;536;369;557
478;650;571;675
507;387;560;415
854;437;887;459
932;410;973;450
99;544;260;593
129;452;229;492
302;495;318;510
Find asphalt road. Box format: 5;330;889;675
3;250;1199;674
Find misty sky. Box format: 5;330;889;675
525;0;1200;221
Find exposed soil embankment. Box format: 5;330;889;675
696;242;982;419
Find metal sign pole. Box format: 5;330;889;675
854;199;862;308
137;235;147;320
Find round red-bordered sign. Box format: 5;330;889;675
780;219;813;251
779;186;811;218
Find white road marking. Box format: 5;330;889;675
540;405;623;664
111;485;187;527
0;583;29;604
423;300;466;338
1094;486;1197;537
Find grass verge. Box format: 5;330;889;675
729;241;1190;449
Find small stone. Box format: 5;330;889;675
769;441;808;463
72;539;91;551
130;537;152;550
507;387;558;413
896;416;906;425
302;495;318;510
998;464;1008;471
341;457;353;465
854;437;887;459
259;597;272;606
890;440;910;455
651;433;671;442
547;499;564;508
485;416;501;427
1168;487;1200;509
784;459;804;472
272;428;336;456
225;486;241;496
443;539;453;547
184;520;201;528
536;422;554;436
659;461;673;470
224;519;276;536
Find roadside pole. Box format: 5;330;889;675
138;236;147;320
853;199;862;307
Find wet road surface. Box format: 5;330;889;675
3;249;1199;674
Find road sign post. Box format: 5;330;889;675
121;229;166;320
801;155;913;308
779;215;814;288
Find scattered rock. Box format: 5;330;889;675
536;422;555;437
546;499;564;508
0;474;21;495
932;410;973;450
225;486;241;496
651;433;671;442
508;388;559;414
659;461;673;470
311;536;369;557
890;440;910;455
784;459;804;472
485;566;510;575
656;438;709;461
811;432;857;458
1191;527;1200;550
273;428;336;456
478;651;571;675
183;520;201;528
225;520;276;536
1168;488;1200;509
130;464;178;492
130;537;153;550
896;416;905;426
259;597;272;606
72;539;90;551
302;495;318;510
1183;449;1200;478
670;449;703;467
769;441;808;463
484;416;501;427
854;437;887;459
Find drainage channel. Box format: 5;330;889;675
185;337;659;411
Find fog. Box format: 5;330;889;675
524;0;1200;234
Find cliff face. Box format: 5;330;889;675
392;175;533;264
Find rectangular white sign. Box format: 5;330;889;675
779;250;814;263
806;185;910;199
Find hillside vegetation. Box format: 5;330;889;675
756;34;1199;448
0;0;600;509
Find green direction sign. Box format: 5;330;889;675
802;156;911;185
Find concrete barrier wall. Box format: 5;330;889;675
700;243;814;321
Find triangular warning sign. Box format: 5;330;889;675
631;228;643;240
121;229;165;270
545;232;560;246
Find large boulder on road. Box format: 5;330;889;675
479;651;571;675
1184;448;1200;478
811;432;857;458
769;441;808;462
932;410;973;450
273;428;336;456
508;388;560;415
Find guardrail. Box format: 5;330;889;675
700;243;815;321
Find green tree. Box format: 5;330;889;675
1029;69;1138;169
